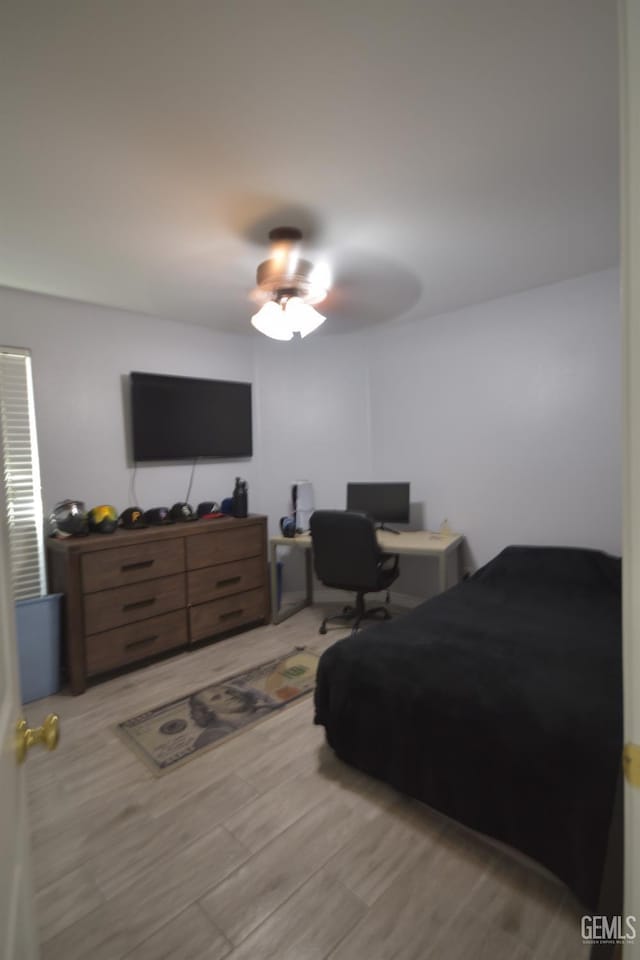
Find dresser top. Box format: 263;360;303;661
46;513;267;553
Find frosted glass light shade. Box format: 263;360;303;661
285;298;326;338
250;298;325;340
251;301;293;340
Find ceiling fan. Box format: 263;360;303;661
239;205;422;338
250;227;330;341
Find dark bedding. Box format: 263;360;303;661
314;545;622;908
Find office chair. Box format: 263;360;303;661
310;510;400;634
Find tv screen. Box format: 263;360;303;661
130;372;252;461
346;482;411;525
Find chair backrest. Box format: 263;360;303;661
310;510;382;591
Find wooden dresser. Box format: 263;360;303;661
47;514;270;694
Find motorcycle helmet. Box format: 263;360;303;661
49;500;89;537
88;504;118;534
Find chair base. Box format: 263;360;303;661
319;593;392;635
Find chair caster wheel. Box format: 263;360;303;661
320;625;327;635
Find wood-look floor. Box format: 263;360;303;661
25;605;589;960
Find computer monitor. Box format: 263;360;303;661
346;482;410;529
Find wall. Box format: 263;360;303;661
367;268;621;594
252;333;371;528
0;286;259;516
251;333;372;590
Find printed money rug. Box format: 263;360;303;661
117;648;319;775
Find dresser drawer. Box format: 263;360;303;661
82;539;184;593
83;574;186;634
187;525;263;570
86;610;187;675
187;557;265;606
189;587;266;643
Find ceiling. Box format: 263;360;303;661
0;0;619;336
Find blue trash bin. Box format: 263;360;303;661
15;594;62;703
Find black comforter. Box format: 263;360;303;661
314;545;622;908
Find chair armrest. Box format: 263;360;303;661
378;553;399;574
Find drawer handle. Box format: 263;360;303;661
125;634;157;650
219;608;243;622
121;559;154;572
122;597;156;612
217;576;242;588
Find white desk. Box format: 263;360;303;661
269;529;464;624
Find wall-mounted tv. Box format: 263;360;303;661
130;372;252;462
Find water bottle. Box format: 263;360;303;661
233;477;248;518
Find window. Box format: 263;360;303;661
0;348;46;600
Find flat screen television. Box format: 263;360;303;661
346;482;411;525
130;372;252;461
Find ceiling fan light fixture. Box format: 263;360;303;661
252;258;327;305
250;297;326;341
284;298;326;338
251;301;294;341
250;227;328;338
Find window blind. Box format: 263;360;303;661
0;348;46;600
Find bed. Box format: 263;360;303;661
314;545;622;909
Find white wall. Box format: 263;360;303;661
367;268;621;594
252;334;371;531
250;333;372;592
0;286;259;516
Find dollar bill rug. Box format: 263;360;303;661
116;649;320;775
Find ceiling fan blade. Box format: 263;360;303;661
319;251;423;333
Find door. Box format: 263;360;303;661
622;1;640;955
0;447;39;958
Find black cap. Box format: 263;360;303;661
119;507;147;529
143;507;174;525
169;502;198;522
197;501;220;518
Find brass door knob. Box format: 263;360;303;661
16;714;60;764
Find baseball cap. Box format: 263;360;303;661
119;507;147;529
169;502;198;522
197;501;220;518
142;507;174;525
